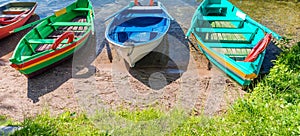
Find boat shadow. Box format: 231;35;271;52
27;33;98;103
0;14;40;66
127;21;190;90
247;41;283;90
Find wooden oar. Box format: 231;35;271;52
104;2;135;22
9;15;52;34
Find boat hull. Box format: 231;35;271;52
0;2;37;39
196;39;263;86
186;0;280;86
105;2;171;67
10;0;94;77
11;33;91;77
113;34;164;67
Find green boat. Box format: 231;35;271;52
10;0;94;77
186;0;281;86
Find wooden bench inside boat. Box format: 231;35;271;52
33;39;75;52
212;47;251;61
2;7;31;14
72;8;91;11
201;16;242;22
34;17;89;52
205;4;227;8
0;14;26;18
196;26;258;43
205;43;253;48
204;33;246;40
115;26;166;33
196;27;256;34
28;39;72;44
210;21;236;28
50;22;90;26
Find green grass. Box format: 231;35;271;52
172;44;300;135
11;111;105;136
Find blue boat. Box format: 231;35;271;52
105;0;172;67
186;0;281;86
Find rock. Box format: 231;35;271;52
0;126;22;136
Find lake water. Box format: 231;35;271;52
0;0;199;22
0;0;199;49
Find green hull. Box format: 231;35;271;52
187;0;281;86
10;0;94;77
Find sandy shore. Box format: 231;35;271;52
0;15;248;121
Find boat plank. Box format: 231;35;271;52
202;16;242;22
196;27;255;34
51;22;90;26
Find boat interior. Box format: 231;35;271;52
18;9;91;57
110;17;168;44
193;0;264;61
108;8;169;45
35;16;89;52
0;2;36;26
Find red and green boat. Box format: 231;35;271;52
10;0;94;77
0;2;37;39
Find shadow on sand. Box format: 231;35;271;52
0;15;40;65
127;21;190;90
27;33;98;103
247;41;283;90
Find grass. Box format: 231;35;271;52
173;44;300;135
11;111;104;136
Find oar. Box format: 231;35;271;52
9;15;52;34
104;2;135;22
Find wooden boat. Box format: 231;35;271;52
0;2;37;39
186;0;281;86
105;0;172;67
10;0;94;77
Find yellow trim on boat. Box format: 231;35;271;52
19;38;87;71
19;45;76;71
55;8;67;17
196;40;257;79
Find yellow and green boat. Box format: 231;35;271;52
10;0;94;77
186;0;281;86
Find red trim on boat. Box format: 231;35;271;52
52;31;75;50
13;31;91;69
0;10;30;25
244;33;272;62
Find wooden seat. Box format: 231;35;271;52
0;14;26;18
34;16;87;52
50;22;90;26
35;44;53;52
212;47;251;61
206;4;227;8
196;27;255;34
210;21;236;28
202;33;248;43
205;43;253;48
201;16;243;22
2;7;30;14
